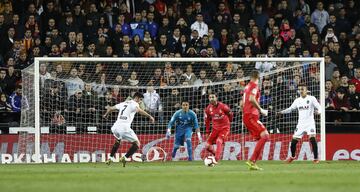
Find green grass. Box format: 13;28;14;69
0;161;359;192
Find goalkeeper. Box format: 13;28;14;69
166;100;202;161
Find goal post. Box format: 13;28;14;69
28;57;325;163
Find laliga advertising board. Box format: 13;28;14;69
0;134;359;163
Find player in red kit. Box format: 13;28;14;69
204;93;233;163
243;70;269;170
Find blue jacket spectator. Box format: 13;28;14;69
146;12;158;39
117;14;131;36
9;86;22;112
130;13;147;39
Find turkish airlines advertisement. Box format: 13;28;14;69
0;134;358;163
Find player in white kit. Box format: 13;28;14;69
104;92;155;167
277;83;321;164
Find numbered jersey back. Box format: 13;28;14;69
115;100;139;125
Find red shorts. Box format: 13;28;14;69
207;128;230;145
243;114;266;140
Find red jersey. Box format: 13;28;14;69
243;81;260;116
204;102;233;134
349;77;360;93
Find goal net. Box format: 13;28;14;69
17;57;324;163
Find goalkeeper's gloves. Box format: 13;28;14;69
197;131;203;143
166;128;171;139
260;109;268;116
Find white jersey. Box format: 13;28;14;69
114;100;139;126
281;95;321;128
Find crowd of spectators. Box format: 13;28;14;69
0;0;359;133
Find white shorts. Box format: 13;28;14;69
111;124;139;143
293;124;316;139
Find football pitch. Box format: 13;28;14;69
0;161;359;192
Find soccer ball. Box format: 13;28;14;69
204;156;216;167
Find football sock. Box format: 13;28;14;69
290;139;298;158
206;145;215;155
110;140;121;157
186;139;193;161
250;134;269;163
125;143;139;158
310;137;318;159
172;144;180;158
215;138;224;161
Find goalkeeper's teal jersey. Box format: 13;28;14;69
167;109;199;133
